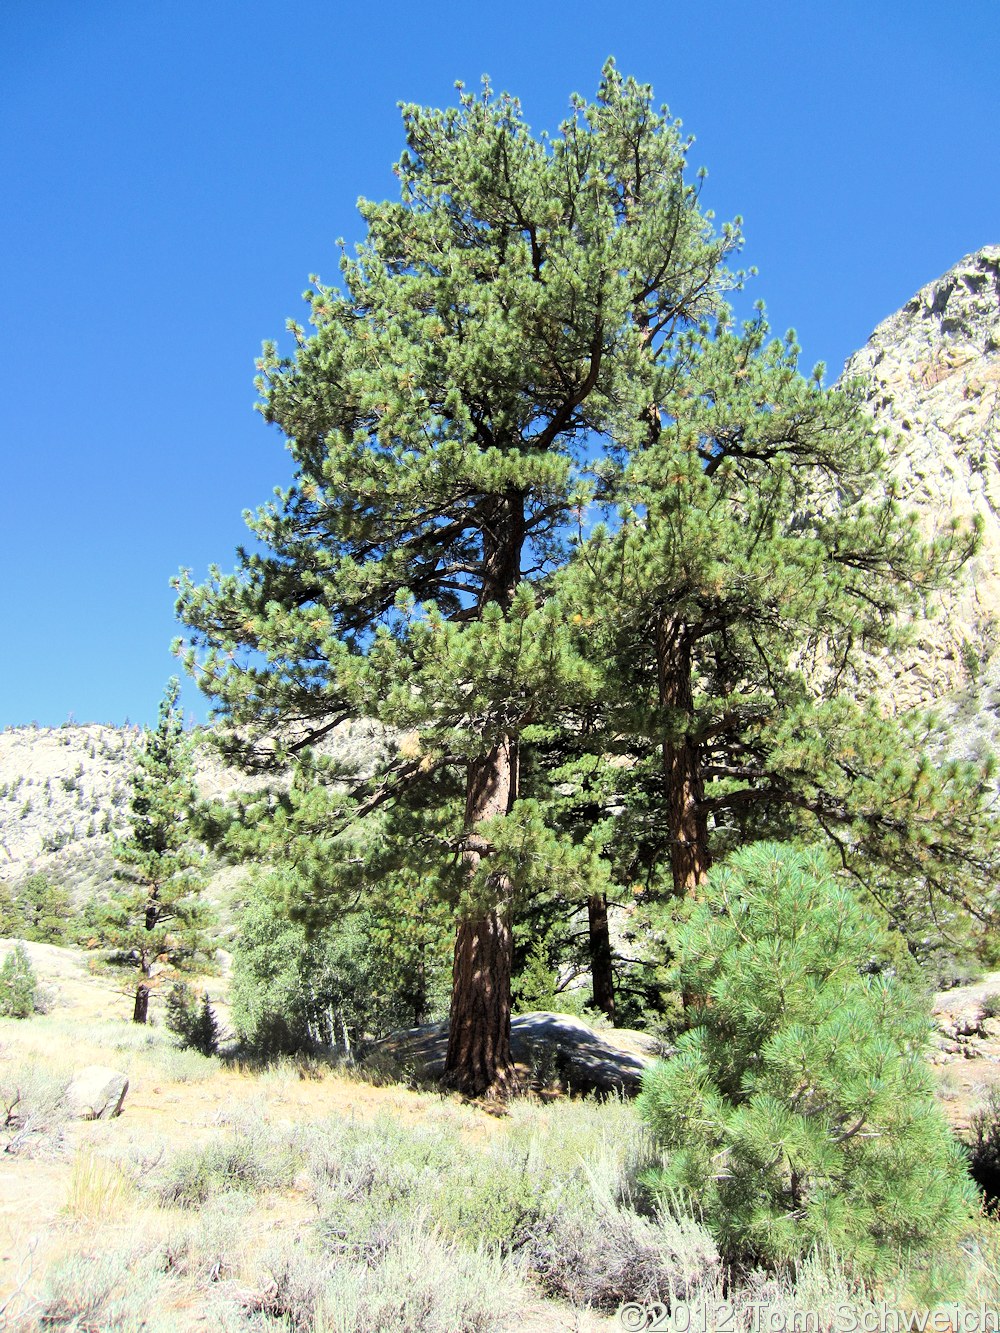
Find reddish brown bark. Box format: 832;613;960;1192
444;737;519;1097
588;892;616;1022
657;614;711;895
443;491;527;1098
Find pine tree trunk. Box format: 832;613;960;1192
657;614;711;895
444;738;518;1098
588;893;616;1022
444;492;525;1098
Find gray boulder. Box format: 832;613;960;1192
64;1065;129;1120
368;1011;667;1095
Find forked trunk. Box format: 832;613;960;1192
588;892;616;1022
657;614;710;896
445;737;519;1098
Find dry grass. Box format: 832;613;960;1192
63;1151;136;1222
5;940;1000;1332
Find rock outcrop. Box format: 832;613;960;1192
367;1011;666;1096
841;245;1000;707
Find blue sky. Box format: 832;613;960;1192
1;0;997;728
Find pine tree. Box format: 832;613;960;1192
107;680;211;1023
638;842;976;1274
562;312;994;937
174;63;741;1095
0;943;38;1019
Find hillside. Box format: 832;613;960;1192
0;719;388;912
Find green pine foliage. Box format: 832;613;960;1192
171;58;998;1096
174;61;745;1093
164;981;219;1056
0;881;24;938
104;679;213;1022
0;943;38;1019
14;873;74;945
638;843;976;1275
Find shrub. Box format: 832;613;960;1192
165;980;220;1055
33;1243;168;1331
158;1114;299;1206
230;871;450;1057
0;1055;70;1157
315;1222;525;1332
0;943;37;1018
0;882;24;937
966;1086;1000;1213
638;842;977;1276
305;1097;718;1312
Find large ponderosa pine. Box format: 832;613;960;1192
175;64;741;1095
562;311;994;948
109;680;211;1023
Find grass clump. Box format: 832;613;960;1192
64;1151;136;1221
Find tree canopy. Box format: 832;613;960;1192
176;62;995;1093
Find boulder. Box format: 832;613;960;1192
367;1011;667;1096
64;1066;128;1120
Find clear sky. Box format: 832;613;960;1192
1;0;997;729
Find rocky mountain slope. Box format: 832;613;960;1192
843;245;1000;708
0;720;385;904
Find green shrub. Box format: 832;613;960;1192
0;943;37;1018
966;1086;1000;1213
165;980;219;1055
14;872;74;944
638;842;977;1276
0;881;24;938
34;1243;172;1332
304;1097;718;1311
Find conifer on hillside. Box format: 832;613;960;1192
175;63;740;1095
106;680;211;1022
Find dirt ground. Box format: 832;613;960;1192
0;940;617;1330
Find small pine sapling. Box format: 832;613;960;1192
638;842;976;1276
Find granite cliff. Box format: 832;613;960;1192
841;245;1000;707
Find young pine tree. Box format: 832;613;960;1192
107;680;211;1023
175;64;741;1096
638;843;976;1275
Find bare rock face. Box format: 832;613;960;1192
841;246;1000;707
